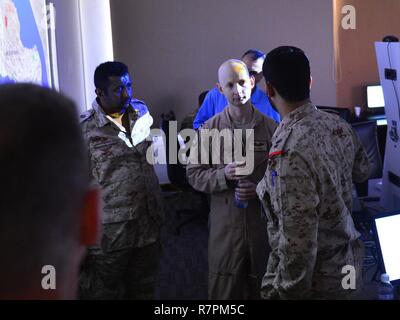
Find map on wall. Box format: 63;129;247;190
0;0;51;87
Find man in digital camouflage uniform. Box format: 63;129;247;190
79;61;164;299
256;46;371;299
187;59;277;299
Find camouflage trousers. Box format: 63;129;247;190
79;242;160;300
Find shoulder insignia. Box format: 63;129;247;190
79;109;95;123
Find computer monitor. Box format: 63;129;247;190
377;119;387;126
367;84;385;114
372;210;400;286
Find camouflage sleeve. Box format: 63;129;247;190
261;151;320;299
88;155;100;189
186;126;228;194
352;133;371;183
80;120;99;189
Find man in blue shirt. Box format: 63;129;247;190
193;49;280;129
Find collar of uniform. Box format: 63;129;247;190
279;102;316;130
91;98;111;128
91;98;137;128
222;104;263;129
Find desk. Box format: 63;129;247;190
350;112;386;124
368;114;387;126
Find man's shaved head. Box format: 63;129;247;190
218;59;249;85
217;59;254;107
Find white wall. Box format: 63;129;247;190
110;0;335;126
50;0;113;113
79;0;114;109
50;0;85;112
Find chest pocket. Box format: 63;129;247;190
247;139;270;180
90;140;121;163
249;139;270;152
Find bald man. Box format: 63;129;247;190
193;49;281;129
187;59;277;299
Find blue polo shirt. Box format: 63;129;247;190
193;87;281;129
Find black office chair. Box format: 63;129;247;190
352;120;383;197
351;121;385;281
351;121;383;240
160;111;209;235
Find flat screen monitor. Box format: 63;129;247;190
367;85;385;113
372;210;400;285
377;119;387;126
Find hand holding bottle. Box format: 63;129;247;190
234;179;257;208
224;160;247;181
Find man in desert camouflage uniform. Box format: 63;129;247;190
256;46;370;299
79;61;164;299
187;59;277;299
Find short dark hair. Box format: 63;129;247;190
263;46;311;102
94;61;129;91
0;84;89;293
241;49;266;61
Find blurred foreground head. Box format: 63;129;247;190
0;83;99;299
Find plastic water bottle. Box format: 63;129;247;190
234;194;248;209
378;273;395;300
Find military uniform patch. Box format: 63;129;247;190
79;109;95;123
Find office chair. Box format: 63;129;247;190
351;121;383;241
352;121;383;197
160;112;209;235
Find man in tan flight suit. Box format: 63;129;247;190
187;59;277;299
256;46;370;299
